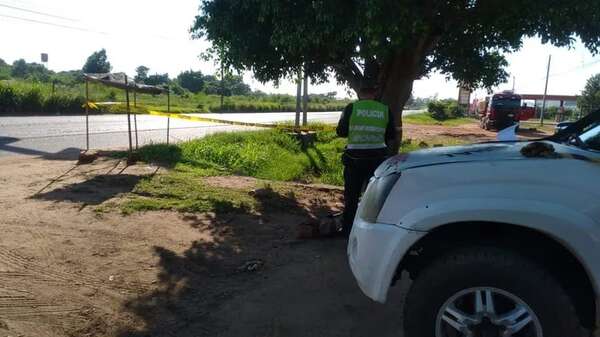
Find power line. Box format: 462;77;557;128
0;3;78;22
548;58;600;78
0;13;109;35
0;12;185;43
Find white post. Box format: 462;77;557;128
302;67;308;127
295;70;301;129
541;55;552;126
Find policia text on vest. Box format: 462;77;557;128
347;100;390;150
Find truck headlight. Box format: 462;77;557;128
359;173;401;223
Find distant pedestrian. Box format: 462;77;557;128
336;84;396;236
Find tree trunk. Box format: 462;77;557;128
378;52;421;153
380;77;414;153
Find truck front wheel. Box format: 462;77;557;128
403;246;587;337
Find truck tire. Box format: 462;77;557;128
403;246;587;337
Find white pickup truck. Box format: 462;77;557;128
348;111;600;337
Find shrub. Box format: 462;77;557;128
43;95;85;114
19;88;43;112
106;90;117;101
0;84;20;113
427;100;448;120
427;99;465;120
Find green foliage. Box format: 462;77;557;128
135;65;149;83
427;99;465;120
82;49;112;73
136;129;345;185
0;79;349;114
10;59;51;81
0;61;10;81
578;74;600;110
52;70;84;85
0;82;84;114
10;59;28;78
177;70;204;93
120;171;255;214
19;88;43;112
0;85;19;112
43;94;85;114
203;74;250;96
194;0;600;112
145;73;169;86
404;113;474;126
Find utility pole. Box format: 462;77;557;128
295;70;302;129
220;58;224;111
85;79;89;151
167;86;171;144
512;76;516;92
125;75;133;155
540;55;552;126
302;66;308;126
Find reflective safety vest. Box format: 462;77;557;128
348;100;389;149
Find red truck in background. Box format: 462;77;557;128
477;91;535;131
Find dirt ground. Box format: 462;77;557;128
0;123;549;337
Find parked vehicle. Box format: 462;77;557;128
478;91;531;130
348;110;600;336
556;121;574;134
519;105;536;121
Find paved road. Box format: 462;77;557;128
0;114;249;157
0;110;424;157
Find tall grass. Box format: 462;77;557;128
137;128;346;185
0;82;85;114
0;79;350;115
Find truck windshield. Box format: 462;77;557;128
492;98;521;109
580;122;600;151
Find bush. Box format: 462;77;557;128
0;84;20;113
427;99;465;120
106;90;117;101
20;88;44;112
43;95;85;114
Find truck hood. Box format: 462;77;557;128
374;141;577;177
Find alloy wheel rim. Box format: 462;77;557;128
435;287;543;337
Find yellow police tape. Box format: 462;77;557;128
148;110;317;132
148;110;275;128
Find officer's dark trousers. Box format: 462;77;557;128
342;149;388;234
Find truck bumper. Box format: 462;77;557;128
347;217;426;303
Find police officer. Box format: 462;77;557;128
336;85;397;236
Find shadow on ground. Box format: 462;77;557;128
0;136;81;160
33;174;143;205
518;128;550;139
114;187;406;337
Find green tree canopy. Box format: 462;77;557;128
145;73;170;86
135;65;150;83
177;70;205;93
203;74;251;96
82;49;112;73
193;0;600;140
579;74;600;111
11;59;28;78
10;59;51;81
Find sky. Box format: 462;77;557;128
2;0;600;100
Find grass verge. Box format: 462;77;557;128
119;170;256;214
404;113;476;126
112;126;469;214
